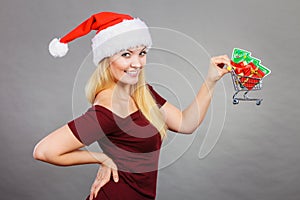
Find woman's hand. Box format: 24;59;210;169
89;157;119;200
206;55;231;85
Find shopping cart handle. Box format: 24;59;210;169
226;66;232;71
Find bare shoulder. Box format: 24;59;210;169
93;89;112;107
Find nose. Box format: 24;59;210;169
130;56;143;68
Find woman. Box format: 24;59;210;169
33;12;230;200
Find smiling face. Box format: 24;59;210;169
108;46;148;85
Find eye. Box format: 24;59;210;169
121;52;131;57
139;50;147;56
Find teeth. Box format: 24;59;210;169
125;70;138;74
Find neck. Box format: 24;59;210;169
112;82;132;101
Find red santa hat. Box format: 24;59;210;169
49;12;152;65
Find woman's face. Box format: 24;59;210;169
109;46;147;85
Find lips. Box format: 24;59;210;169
124;70;139;77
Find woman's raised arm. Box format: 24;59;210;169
161;55;230;134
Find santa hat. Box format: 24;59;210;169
49;12;152;66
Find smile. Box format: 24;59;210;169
124;70;139;77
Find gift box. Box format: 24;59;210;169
230;60;265;90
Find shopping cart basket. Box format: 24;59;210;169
230;69;263;105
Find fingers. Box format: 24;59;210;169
89;162;119;200
206;54;231;83
90;183;98;200
220;67;230;76
90;179;100;200
89;157;119;200
112;167;119;182
102;158;119;182
90;177;110;199
94;174;110;198
211;55;231;67
109;161;119;182
89;166;111;200
211;55;231;76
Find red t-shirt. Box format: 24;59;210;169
67;84;166;200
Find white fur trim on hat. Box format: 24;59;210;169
91;18;152;65
49;38;69;57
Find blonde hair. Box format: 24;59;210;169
85;58;167;139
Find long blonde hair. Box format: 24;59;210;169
85;58;167;139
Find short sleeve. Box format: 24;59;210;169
67;107;106;146
147;84;167;108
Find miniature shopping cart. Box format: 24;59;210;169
230;69;263;105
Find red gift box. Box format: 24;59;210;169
231;61;265;90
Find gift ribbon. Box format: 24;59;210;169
230;61;265;90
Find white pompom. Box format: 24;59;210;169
48;38;69;57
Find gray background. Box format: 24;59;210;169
1;0;299;199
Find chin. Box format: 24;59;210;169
118;78;139;85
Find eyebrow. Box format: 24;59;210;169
127;47;147;53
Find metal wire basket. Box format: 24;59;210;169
230;70;263;105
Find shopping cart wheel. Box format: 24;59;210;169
256;100;262;106
233;99;239;105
